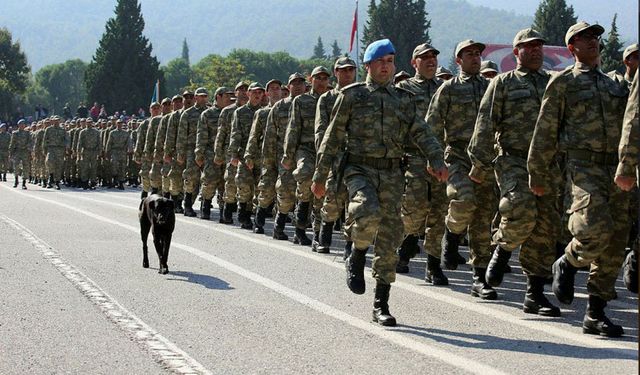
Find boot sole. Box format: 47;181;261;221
582;326;623;337
523;306;561;317
552;260;574;305
471;290;498;300
372;317;397;326
425;277;449;286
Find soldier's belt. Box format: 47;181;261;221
346;154;401;170
566;149;618;166
499;147;529;159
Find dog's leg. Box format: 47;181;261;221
140;215;151;268
161;233;172;275
152;229;165;274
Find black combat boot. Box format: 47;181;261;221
254;207;267;234
163;192;171;199
441;228;461;270
523;275;561;316
273;212;289;240
582;294;624;337
293;228;312;245
13;176;18;188
346;247;367;294
173;194;184;214
343;240;353;260
471;267;497;300
217;201;225;223
316;221;333;254
201;199;212;220
82;180;89;190
372;283;397;326
311;231;321;252
239;203;253;229
2;172;6;181
425;254;449;286
396;234;420;273
47;174;54;189
486;246;512;287
141;191;148;200
552;254;578;304
151;187;159;195
117;181;125;190
21;178;27;190
623;250;638;293
221;202;235;224
183;193;197;217
295;201;311;230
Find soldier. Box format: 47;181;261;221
425;39;496;299
155;95;183;197
468;28;560;316
261;73;306;239
315;56;357;254
394;70;411;84
0;123;10;181
134;103;161;198
101;118;115;187
436;66;454;81
196;87;234;220
105;119;131;190
42;116;68;189
245;79;282;233
127;120;139;187
9;119;32;189
77;118;102;189
283;66;331;246
608;43;638;89
177;87;209;217
311;39;447;326
480;60;499;79
215;82;249;223
165;90;194;212
147;98;171;194
33;120;47;186
528;22;630;337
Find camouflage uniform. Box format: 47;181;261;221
245;105;272;209
230;102;262;204
164;110;185;196
42;123;68;182
133;119;151;193
9;128;32;179
144;116;163;191
196;105;224;203
176;103;207;194
100;124;113;183
214;103;239;204
528;61;629;301
0;129;10;177
77;126;102;184
105;127;130;184
127;125;138;184
33;126;46;183
154;113;172;194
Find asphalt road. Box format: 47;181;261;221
0;176;637;374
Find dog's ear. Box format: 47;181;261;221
149;200;156;211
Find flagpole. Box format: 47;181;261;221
355;0;359;81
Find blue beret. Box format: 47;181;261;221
363;39;395;63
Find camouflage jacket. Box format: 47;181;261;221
261;97;294;172
244;105;271;167
283;90;322;166
42;125;68;153
176;104;207;161
528;62;629;187
9;129;32;156
143;116;163;162
34;129;45;155
153;113;172;163
195;105;223;163
468;66;549;181
77;128;102;154
0;132;10;154
213;103;238;164
163;109;183;160
133;119;150;161
229;102;262;161
312;76;445;185
106;129;130;154
616;73;640;178
315;88;340;152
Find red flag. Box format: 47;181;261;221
349;1;358;53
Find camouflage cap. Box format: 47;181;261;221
182;90;194;97
455;39;486;57
623;43;639;61
171;94;183;101
150;101;161;108
564;21;604;46
195;87;208;96
161;97;172;105
394;70;411;79
311;66;330;77
234;81;249;91
480;60;499;73
248;82;265;91
435;66;453;77
334;56;357;69
265;79;282;89
412;43;440;59
287;72;306;84
512;28;546;48
214;86;234;97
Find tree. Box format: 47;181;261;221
0;27;30;121
228;49;300;84
330;40;342;60
162;58;192;96
532;0;577;46
312;37;327;59
35;59;88;114
84;0;160;114
181;38;190;65
361;0;431;73
601;14;624;73
190;54;247;91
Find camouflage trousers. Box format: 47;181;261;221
65;155;75;181
235;162;260;204
182;155;200;194
276;164;296;214
401;159;430;235
35;154;45;179
292;146;315;203
102;158;112;181
222;162;238;204
344;163;404;285
493;156;559;278
12;152;31;178
201;160;224;201
127;155;137;181
444;146;495;267
167;160;184;196
149;161;162;190
79;152;99;182
564;160;631;301
321;169;348;223
424;179;448;258
139;161;151;192
161;163;171;193
0;152;9;173
110;153;127;181
257;167;277;209
45;148;65;180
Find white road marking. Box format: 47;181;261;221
50;188;638;354
0;214;213;375
1;184;508;374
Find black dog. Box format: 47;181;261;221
139;194;175;274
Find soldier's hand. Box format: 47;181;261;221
246;160;254;170
311;182;326;199
164;156;172;163
615;175;636;191
231;158;239;167
177;155;185;164
428;166;448;183
281;160;291;170
530;185;545;196
195;158;204;168
468;174;483;184
214;159;223;166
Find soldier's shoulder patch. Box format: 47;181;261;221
342;82;366;92
394;85;414;96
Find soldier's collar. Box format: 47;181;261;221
573;61;606;76
413;72;438;83
515;65;545;77
459;70;482;82
365;75;395;94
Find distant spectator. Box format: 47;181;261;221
76;102;89;118
98;105;107;119
137;107;146;118
63;103;72;119
34;105;41;120
90;102;100;120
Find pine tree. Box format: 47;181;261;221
181;38;190;65
312;37;327;59
330;40;342;60
84;0;160;113
532;0;577;46
600;14;624;73
0;27;30;120
361;0;431;73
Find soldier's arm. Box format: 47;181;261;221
261;106;278;171
163;115;177;160
105;132;113;155
228;110;242;161
176;112;189;162
143;122;156;162
314;94;330;152
616;74;640;181
282;98;301;168
214;112;229;164
424;83;449;147
77;131;85;155
153;117;167;162
467;78;502;182
244;111;262;166
313;93;349;186
409;99;445;173
134;123;147;160
9;133;15;157
194;111;208;163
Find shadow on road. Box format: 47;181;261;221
166;270;234;290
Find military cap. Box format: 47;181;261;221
513;28;546;48
234;81;248;91
480;60;499;74
248;82;265;91
265;79;282;89
311;66;330;77
214;86;234;97
0;123;6;129
116;118;123;124
455;39;486;57
363;38;396;63
86;117;93;122
17;119;26;125
394;70;411;80
287;72;306;84
334;56;357;69
412;43;440;59
195;87;208;96
171;94;183;101
623;43;639;61
436;66;453;78
182;90;194;97
161;97;172;105
564;21;604;46
150;101;161;108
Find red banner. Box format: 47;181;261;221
482;44;574;72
